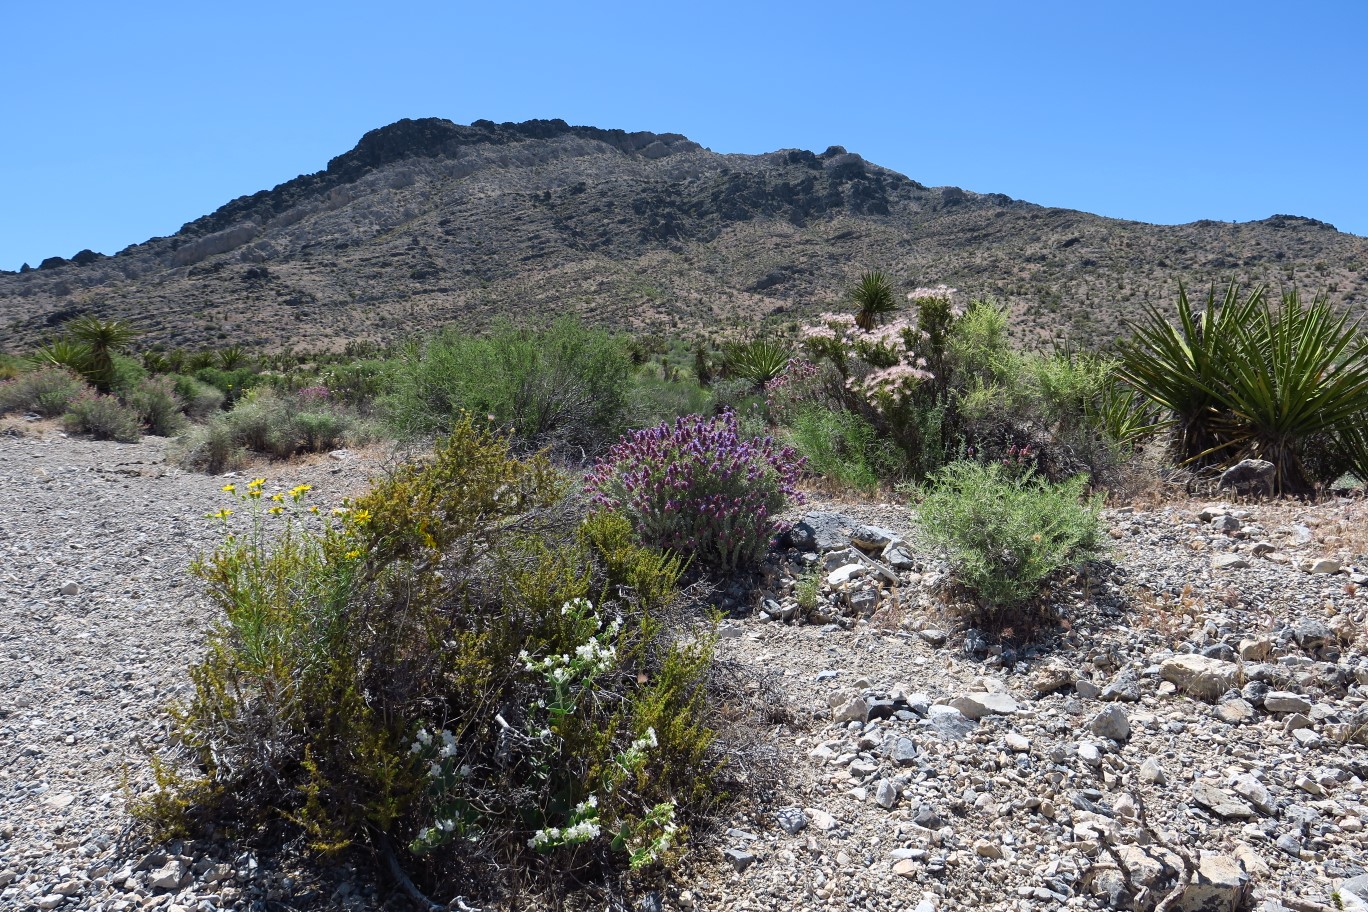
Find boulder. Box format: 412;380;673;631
1160;655;1241;701
1217;458;1275;494
1174;852;1250;912
949;692;1019;721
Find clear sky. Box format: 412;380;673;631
3;1;1365;271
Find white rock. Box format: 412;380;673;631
949;692;1019;721
1160;654;1241;701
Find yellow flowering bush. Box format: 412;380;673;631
145;417;748;905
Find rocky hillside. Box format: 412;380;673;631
3;117;1367;352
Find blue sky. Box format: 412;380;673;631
3;1;1365;271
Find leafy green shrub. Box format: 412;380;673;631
785;406;898;491
0;367;88;417
625;372;715;429
171;375;226;419
63;391;142;442
176;388;370;470
384;318;631;452
193;366;259;405
585;411;805;570
1118;282;1368;491
177;421;247;474
150;421;744;902
915;461;1102;620
128;376;187;436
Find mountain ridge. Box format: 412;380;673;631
3;117;1365;352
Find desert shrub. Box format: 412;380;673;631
150;421;742;902
63;391;142;442
585;411;805;570
176;388;368;470
193;366;259;405
108;354;148;397
785;406;899;491
625;372;715;429
1118;282;1368;492
177;421;248;474
0;367;87;417
915;460;1102;620
128;376;187;436
385;318;631;453
171;375;226;419
0;353;27;381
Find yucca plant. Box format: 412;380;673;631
721;336;793;387
850;270;899;330
31;339;94;377
1118;282;1368;491
217;345;250;370
65;315;139;391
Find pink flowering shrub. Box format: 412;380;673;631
585;411;805;570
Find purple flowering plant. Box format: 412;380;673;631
584;411;806;570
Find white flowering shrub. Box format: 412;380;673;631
148;420;743;905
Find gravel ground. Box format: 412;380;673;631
3;424;1367;912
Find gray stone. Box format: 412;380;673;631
912;802;944;829
889;736;919;766
847;588;880;615
1341;875;1368;902
1303;557;1341;574
1174;852;1250;912
850;524;899;551
59;581;80;596
1074;678;1102;699
881;540;916;569
874;779;899;809
1230;774;1274;814
832;695;869;724
1089;705;1131;741
1100;669;1141;702
1217;458;1275;493
1215;698;1255;724
923;704;976;740
1191;783;1255;819
723;848;755;872
1161;655;1241;701
949;692;1019;721
789;512;856;552
1210;514;1242;532
1239;637;1272;661
149;859;188;890
1031;663;1074;697
1212;554;1250;570
917;628;948;648
774;807;807;835
1139;757;1167;784
1262;691;1312;714
1292;618;1334;651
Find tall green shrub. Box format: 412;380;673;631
385;318;631;452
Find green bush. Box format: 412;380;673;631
147;421;744;901
63;391;142;442
176;388;370;471
171;375;226;419
384;318;631;452
784;406;899;491
193;366;259;405
1118;282;1368;492
0;367;88;417
915;461;1102;621
128;376;187;437
177;421;247;474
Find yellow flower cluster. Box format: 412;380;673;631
207;477;318;521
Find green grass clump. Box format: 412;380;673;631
784;406;898;491
915;460;1102;623
0;367;88;417
63;391;142;442
177;388;372;470
147;420;745;901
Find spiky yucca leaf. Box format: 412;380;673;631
850;270;898;331
721;337;793;387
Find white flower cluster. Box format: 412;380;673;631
409;727;460;769
631;728;658;752
519;601;620;682
527;794;602;849
415;817;460;843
